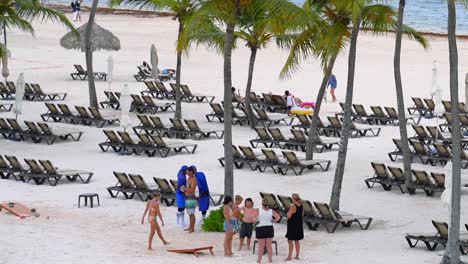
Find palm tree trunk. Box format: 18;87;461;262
245;47;258;128
222;0;239;198
393;0;412;186
85;0;98;108
329;20;360;211
306;54;337;160
441;0;461;263
174;20;183;119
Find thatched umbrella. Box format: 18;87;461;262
60;21;120;107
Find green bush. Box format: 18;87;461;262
202;207;225;232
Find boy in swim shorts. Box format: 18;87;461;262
184;167;198;233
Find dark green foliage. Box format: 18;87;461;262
201;207;225;232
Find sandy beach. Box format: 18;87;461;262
1;11;468;264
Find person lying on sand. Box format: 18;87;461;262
141;192;169;250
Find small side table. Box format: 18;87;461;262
78;193;100;208
253;240;278;255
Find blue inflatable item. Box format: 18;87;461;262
176;166;188;208
196;172;210;212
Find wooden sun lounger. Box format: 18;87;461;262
70;64;107;81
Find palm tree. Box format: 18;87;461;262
0;0;74;72
111;0;201;119
85;0;99;108
441;1;462;262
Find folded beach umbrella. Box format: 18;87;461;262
430;60;441;99
441;161;452;210
107;55;114;90
119;84;132;131
2;47;9;82
14;73;25;119
150;44;159;79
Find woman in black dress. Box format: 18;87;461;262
285;193;304;261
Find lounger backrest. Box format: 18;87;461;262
210;103;224;114
58;104;73;115
75;106;91;118
249;92;259;103
154;177;174;194
314;202;337;220
0;118;11;130
259;192;281;210
409;141;427;155
353;104;367;117
170;118;186;131
118;131;135;145
181;84;192;96
282;151;300;165
137;133;153;146
272;95;286;106
142;95;155;106
109;92;119;103
442;101;451;113
31;84;44;95
388;166;404;181
131;94;144;105
231;145;242;159
184;120;200;132
370;106;386;117
39;160;58;175
254;127;271;140
45;103;60;114
25;121;42;133
261;149;279;163
88;107;103;120
74;64;86;74
155;82;169;93
0;155;8;168
302;200;318;217
0;82;8;92
412;170;431;185
6;82;15;93
239;146;257;160
103;130;121;143
460;103;466;113
291;129;306;142
371;162;389;179
423;99;435;111
24;159;43;174
5;156;23;170
7;119;22;131
137;115;153;128
170;179;178;191
37;123;52;135
149;116;166;129
297;115;310;126
262;93;275;105
277;195;293;211
144;81;157;91
412;97;425;109
431;173;445;188
254;107;268;120
268;128;286;141
433;143;451;158
392;138;403;152
426;126;444;140
129;174;150;191
412;125;428;139
113;172;133;188
151;135;168;148
384;107;398;118
327;116;342;129
460;114;468;126
25;84;34;94
432;220;449;240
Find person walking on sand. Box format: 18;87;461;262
175;165;188;227
285;193;304;261
256;198;281;264
141;192;169;250
223;196;236;257
71;1;77;21
184;167;197;233
194;167;210;223
239;198;258;251
327;73;337;102
74;0;82;22
232;195;243;233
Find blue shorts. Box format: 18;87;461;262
224;220;237;231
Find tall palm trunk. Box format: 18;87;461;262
441;0;461;263
174;20;183;119
306;54;337;160
245;46;258;128
393;0;412;185
223;0;239;198
85;0;99;108
329;20;360;211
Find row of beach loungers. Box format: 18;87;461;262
407;97;466;116
99;130;197;158
339;103;421;125
218;145;331;175
410;124;468;149
133;61;172;82
439;113;468;132
249;127;339;153
107;171;224;205
388;139;468;168
236;92;288;113
260;192;373;233
141;81;215;103
0;82;66;101
133;115;223;140
41;103;120;128
70;64;107;81
130;94;175;114
0;154;93;186
364;162;447;196
0;118;82;144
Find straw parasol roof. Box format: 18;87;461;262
60;22;121;52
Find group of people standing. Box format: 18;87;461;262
223;194;304;263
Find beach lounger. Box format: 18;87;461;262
41;103;65;122
128;174;157;201
206;103;225;123
88;107;120;127
153;177;176;206
132;115;170;137
288;129;339;153
250;127;277;148
40;160;93;184
29;84;67;101
439;113;468;132
57;104;79;124
407;97;430;116
150;135;198;157
364;162;394;191
313;202;373;233
0;82;14;99
260;192;287;216
268;128;290;149
131;94;174;114
433;142;468;168
133;66;151;82
426;126;468;149
218;145;246;169
99;130;124;152
4;155;28;181
278;151;331;175
259;149;284;173
0;118;15;139
442;100;466;114
70;64;107;81
409;140;433;165
352;104;373;124
254;107;294;127
107;172;140;199
384;106;421;125
180;84;215;103
184;119;224;140
35;122;83;144
239;146;264;171
327;116;381;138
407;169;444;196
141;81;164;99
387;138;415;162
100;91;121;109
410;125;431;142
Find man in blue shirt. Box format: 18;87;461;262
327;74;337;102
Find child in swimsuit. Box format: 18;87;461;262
141;192;169;250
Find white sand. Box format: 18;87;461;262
1;13;468;264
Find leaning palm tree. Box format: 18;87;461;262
441;1;463;262
110;0;201;119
